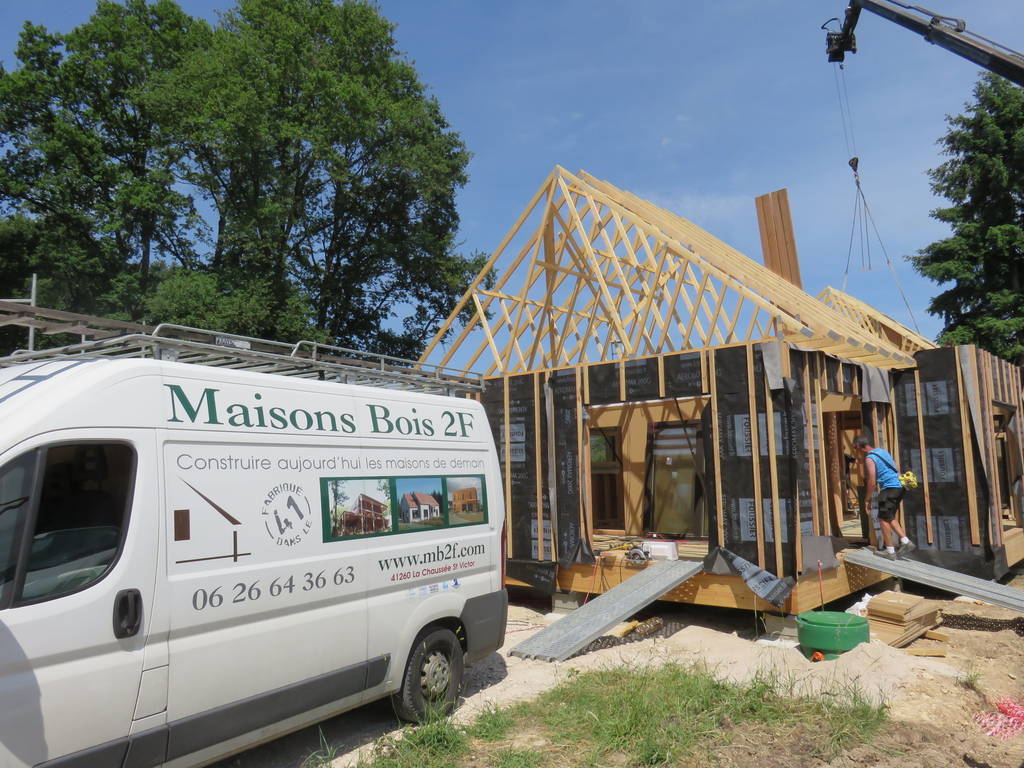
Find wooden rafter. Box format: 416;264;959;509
817;286;936;356
421;168;923;374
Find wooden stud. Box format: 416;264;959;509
763;368;785;574
503;374;514;557
825;412;845;536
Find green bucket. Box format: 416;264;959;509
796;611;870;660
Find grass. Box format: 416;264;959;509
957;659;982;691
356;661;888;768
303;729;340;768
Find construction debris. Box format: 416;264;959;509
866;591;940;648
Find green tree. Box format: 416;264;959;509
0;0;481;357
0;0;206;320
162;0;479;356
910;73;1024;364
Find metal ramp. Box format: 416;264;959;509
509;559;704;662
844;550;1024;614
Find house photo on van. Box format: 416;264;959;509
0;328;508;768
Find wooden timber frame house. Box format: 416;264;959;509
421;167;1024;613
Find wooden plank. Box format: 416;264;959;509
759;192;797;287
763;370;785;575
774;189;803;289
904;648;947;657
544;549;889;613
503;375;514;557
825;412;844;536
924;629;950;642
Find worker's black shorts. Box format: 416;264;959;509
877;487;905;520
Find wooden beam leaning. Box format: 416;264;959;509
755;189;803;290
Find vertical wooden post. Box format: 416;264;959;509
764;372;784;573
503;374;514;556
825;412;844;536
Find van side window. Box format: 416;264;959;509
0;452;36;603
0;443;135;606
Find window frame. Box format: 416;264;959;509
0;440;138;611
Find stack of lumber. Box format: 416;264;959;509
866;591;940;647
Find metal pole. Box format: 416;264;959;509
29;273;37;351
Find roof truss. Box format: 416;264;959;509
424;167;924;374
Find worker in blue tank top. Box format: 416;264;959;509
853;434;916;560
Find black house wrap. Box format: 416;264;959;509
587;362;620;405
479;340;1024;596
709;346;758;563
547;369;595;567
663;351;704;398
506;374;539;561
702;345;803;578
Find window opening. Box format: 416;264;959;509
646;422;704;537
590;431;623;531
15;443;134;605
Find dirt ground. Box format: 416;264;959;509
216;580;1024;768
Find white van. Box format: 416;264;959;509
0;331;507;768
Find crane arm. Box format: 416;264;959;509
826;0;1024;88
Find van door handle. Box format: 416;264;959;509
113;588;143;639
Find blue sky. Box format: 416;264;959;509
4;1;1024;348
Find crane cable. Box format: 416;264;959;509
831;62;922;335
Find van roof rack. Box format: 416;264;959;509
0;324;483;396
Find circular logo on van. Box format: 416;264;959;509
262;483;313;546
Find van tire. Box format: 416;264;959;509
392;626;464;722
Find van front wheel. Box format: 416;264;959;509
393;626;464;722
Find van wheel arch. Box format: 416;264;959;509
392;623;465;722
